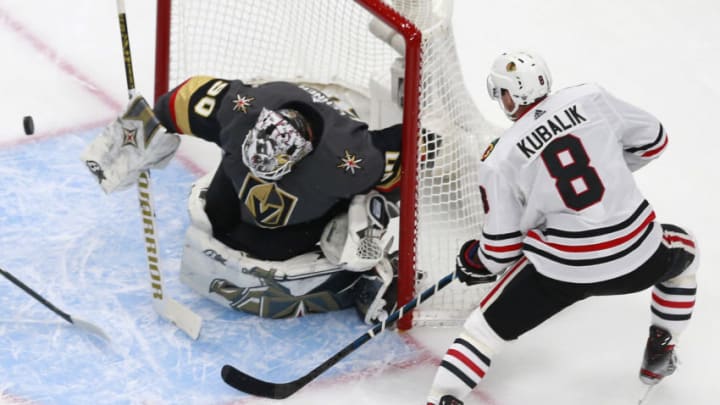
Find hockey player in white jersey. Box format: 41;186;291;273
426;51;699;405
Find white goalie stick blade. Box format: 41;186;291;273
71;317;111;341
153;298;202;340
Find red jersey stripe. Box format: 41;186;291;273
483;242;523;253
663;234;696;248
527;212;655;253
168;78;191;134
642;136;668;157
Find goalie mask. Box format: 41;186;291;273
242;108;313;180
486;51;552;119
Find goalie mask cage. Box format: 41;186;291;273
154;0;500;329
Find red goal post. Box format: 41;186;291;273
154;0;500;330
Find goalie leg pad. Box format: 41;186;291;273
209;269;360;318
180;174;351;315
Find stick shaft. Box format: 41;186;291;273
221;271;457;398
113;2;202;339
115;0;165;303
0;268;72;324
116;0;135;95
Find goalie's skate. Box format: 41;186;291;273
639;325;677;385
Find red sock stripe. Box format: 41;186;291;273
652;292;695;308
447;348;486;379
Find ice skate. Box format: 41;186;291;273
639;325;677;385
438;395;463;405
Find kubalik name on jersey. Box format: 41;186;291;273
517;104;588;159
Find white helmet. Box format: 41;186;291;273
242;108;313;181
486;51;552;118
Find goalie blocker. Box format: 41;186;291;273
181;173;399;324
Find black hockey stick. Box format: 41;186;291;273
221;270;457;399
0;267;109;340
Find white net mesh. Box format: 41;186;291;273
161;0;501;326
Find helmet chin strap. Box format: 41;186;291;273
499;97;520;121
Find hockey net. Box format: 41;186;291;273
155;0;501;329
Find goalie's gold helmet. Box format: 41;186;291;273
242;108;313;180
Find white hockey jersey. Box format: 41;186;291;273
477;83;668;283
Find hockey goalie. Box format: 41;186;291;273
81;76;405;325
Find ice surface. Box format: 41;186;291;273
0;1;718;404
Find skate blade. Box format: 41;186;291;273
638;383;658;405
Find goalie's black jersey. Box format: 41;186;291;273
155;76;402;260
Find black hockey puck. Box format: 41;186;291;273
23;116;34;135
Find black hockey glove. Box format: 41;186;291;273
456;240;498;286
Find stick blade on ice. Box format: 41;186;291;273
153;297;202;340
71;317;110;341
221;365;302;399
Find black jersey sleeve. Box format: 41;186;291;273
369;123;402;194
154;76;232;145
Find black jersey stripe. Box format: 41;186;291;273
625;124;665;153
660;223;689;235
482;230;524;240
480;250;523;264
523;222;655;266
542;200;650;238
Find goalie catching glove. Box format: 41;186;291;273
81;94;180;193
456;240;499;285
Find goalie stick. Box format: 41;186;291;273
115;0;202;340
221;270;457;399
0;267;109;341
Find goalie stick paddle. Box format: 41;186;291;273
115;0;202;340
0;267;109;341
221;270;457;399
